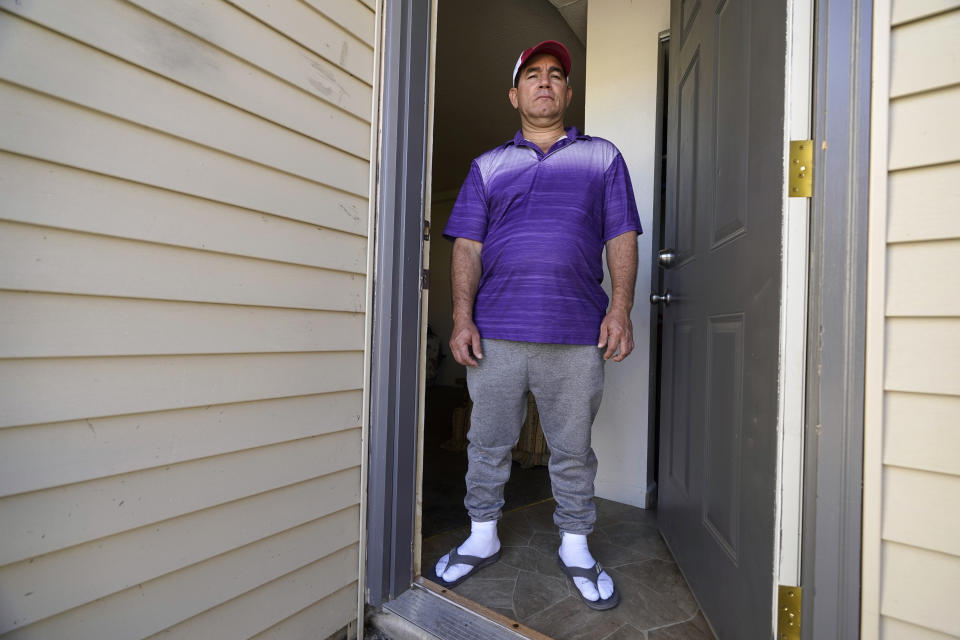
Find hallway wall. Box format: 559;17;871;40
585;0;669;507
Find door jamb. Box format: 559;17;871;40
802;0;872;637
775;0;815;591
646;28;671;509
366;0;433;608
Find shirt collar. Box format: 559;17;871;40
506;126;591;150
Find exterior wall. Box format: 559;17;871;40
0;1;378;638
584;0;670;507
863;1;960;638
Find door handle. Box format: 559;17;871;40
650;291;673;306
658;249;678;268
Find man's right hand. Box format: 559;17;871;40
450;319;483;366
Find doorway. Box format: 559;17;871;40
415;1;712;638
371;1;870;637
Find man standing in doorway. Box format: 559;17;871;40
435;40;641;611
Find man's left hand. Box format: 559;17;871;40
598;308;634;362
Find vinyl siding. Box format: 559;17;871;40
0;0;377;637
863;3;960;638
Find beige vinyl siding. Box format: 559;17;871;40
881;618;960;640
0;0;377;638
863;2;960;638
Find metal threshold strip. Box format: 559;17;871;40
382;577;554;640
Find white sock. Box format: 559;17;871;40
436;519;500;583
558;532;614;601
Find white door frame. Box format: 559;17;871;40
775;0;815;593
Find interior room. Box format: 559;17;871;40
419;1;712;638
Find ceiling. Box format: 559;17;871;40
548;0;588;45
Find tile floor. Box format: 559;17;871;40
422;498;715;640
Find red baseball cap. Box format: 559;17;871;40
511;40;571;87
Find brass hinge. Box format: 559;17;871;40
777;585;802;640
421;268;430;290
789;140;813;197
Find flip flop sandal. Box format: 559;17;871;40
432;547;502;588
556;555;621;611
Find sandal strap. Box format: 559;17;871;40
560;560;605;584
447;547;491;567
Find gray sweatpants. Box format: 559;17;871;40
464;339;604;535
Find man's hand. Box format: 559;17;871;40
450;319;484;366
598;307;634;361
600;231;638;362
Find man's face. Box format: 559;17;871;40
508;53;573;125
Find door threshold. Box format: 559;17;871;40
381;577;554;640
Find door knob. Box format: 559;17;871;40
658;249;678;268
650;291;673;305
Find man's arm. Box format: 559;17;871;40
598;231;638;362
450;237;484;366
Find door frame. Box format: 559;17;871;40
365;1;872;637
365;0;433;608
800;0;873;637
646;28;671;509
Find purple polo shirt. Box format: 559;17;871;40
443;127;642;345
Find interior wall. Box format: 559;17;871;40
585;0;669;507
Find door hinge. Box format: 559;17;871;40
423;219;431;241
789;140;813;198
421;268;430;290
777;585;802;640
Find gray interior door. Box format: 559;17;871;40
656;0;786;637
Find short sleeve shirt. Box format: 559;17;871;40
443;127;643;345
